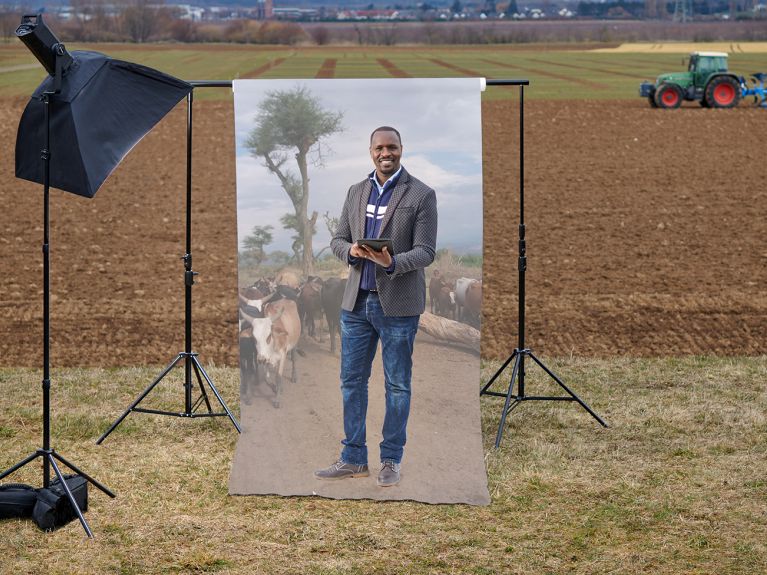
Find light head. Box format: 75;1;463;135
16;14;73;77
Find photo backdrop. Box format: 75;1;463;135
229;78;489;504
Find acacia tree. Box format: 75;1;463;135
241;225;273;267
245;86;342;276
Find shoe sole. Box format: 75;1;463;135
314;471;370;481
377;477;400;487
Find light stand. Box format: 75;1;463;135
1;18;115;537
98;87;240;443
481;81;608;448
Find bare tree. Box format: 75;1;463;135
0;9;20;42
120;0;165;43
245;86;343;276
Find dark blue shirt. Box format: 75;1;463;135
351;167;401;290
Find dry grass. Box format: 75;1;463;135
1;356;765;574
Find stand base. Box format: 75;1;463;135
0;448;115;538
481;348;608;448
97;352;241;444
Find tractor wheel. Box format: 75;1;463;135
655;83;683;109
648;95;658;108
705;76;741;108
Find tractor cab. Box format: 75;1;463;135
688;52;728;87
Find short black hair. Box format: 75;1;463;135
370;126;402;145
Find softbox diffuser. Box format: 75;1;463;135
15;50;192;198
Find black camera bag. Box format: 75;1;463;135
0;483;38;519
32;474;88;531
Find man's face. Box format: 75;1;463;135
370;130;402;182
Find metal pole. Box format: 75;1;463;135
42;92;52;487
184;90;194;413
517;84;526;399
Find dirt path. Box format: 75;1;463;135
229;333;489;504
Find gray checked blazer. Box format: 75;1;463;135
331;167;437;317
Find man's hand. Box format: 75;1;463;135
351;242;393;268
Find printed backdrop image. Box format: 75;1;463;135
228;78;489;504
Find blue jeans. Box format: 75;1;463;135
340;291;420;466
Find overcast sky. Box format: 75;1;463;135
233;78;484;256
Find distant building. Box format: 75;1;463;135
255;0;274;19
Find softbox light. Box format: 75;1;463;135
15;50;192;198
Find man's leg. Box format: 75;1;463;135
338;294;379;466
370;299;420;466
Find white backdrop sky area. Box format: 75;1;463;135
233;78;484;256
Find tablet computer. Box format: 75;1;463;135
358;238;394;254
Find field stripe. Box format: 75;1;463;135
529;57;642;79
545;56;654;79
316;59;337;78
377;58;411;78
428;58;482;77
241;57;286;78
480;59;607;89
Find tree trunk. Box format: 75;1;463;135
418;312;480;354
296;149;314;276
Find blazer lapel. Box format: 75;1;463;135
379;168;409;236
356;181;368;240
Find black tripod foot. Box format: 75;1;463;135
481;349;608;448
0;448;115;538
97;352;240;444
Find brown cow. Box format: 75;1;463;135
436;284;456;319
321;277;346;354
241;298;301;408
428;270;444;314
463;280;482;329
298;276;323;339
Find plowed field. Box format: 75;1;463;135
1;97;764;367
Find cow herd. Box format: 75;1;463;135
238;272;346;408
238;268;479;408
428;270;482;329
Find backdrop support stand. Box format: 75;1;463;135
481;81;608;448
0;69;115;538
98;89;240;444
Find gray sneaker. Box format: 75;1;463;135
377;460;401;487
314;459;369;481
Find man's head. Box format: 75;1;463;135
369;126;402;183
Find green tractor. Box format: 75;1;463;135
640;51;742;109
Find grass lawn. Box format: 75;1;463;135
1;356;765;574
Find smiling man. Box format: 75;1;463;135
315;126;438;487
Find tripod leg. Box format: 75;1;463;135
191;356;241;433
97;354;185;444
51;451;116;498
48;455;93;538
481;350;518;395
528;352;609;428
191;359;213;413
0;451;42;481
494;353;523;448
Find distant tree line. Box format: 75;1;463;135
576;0;752;19
0;3;764;45
0;0;307;44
